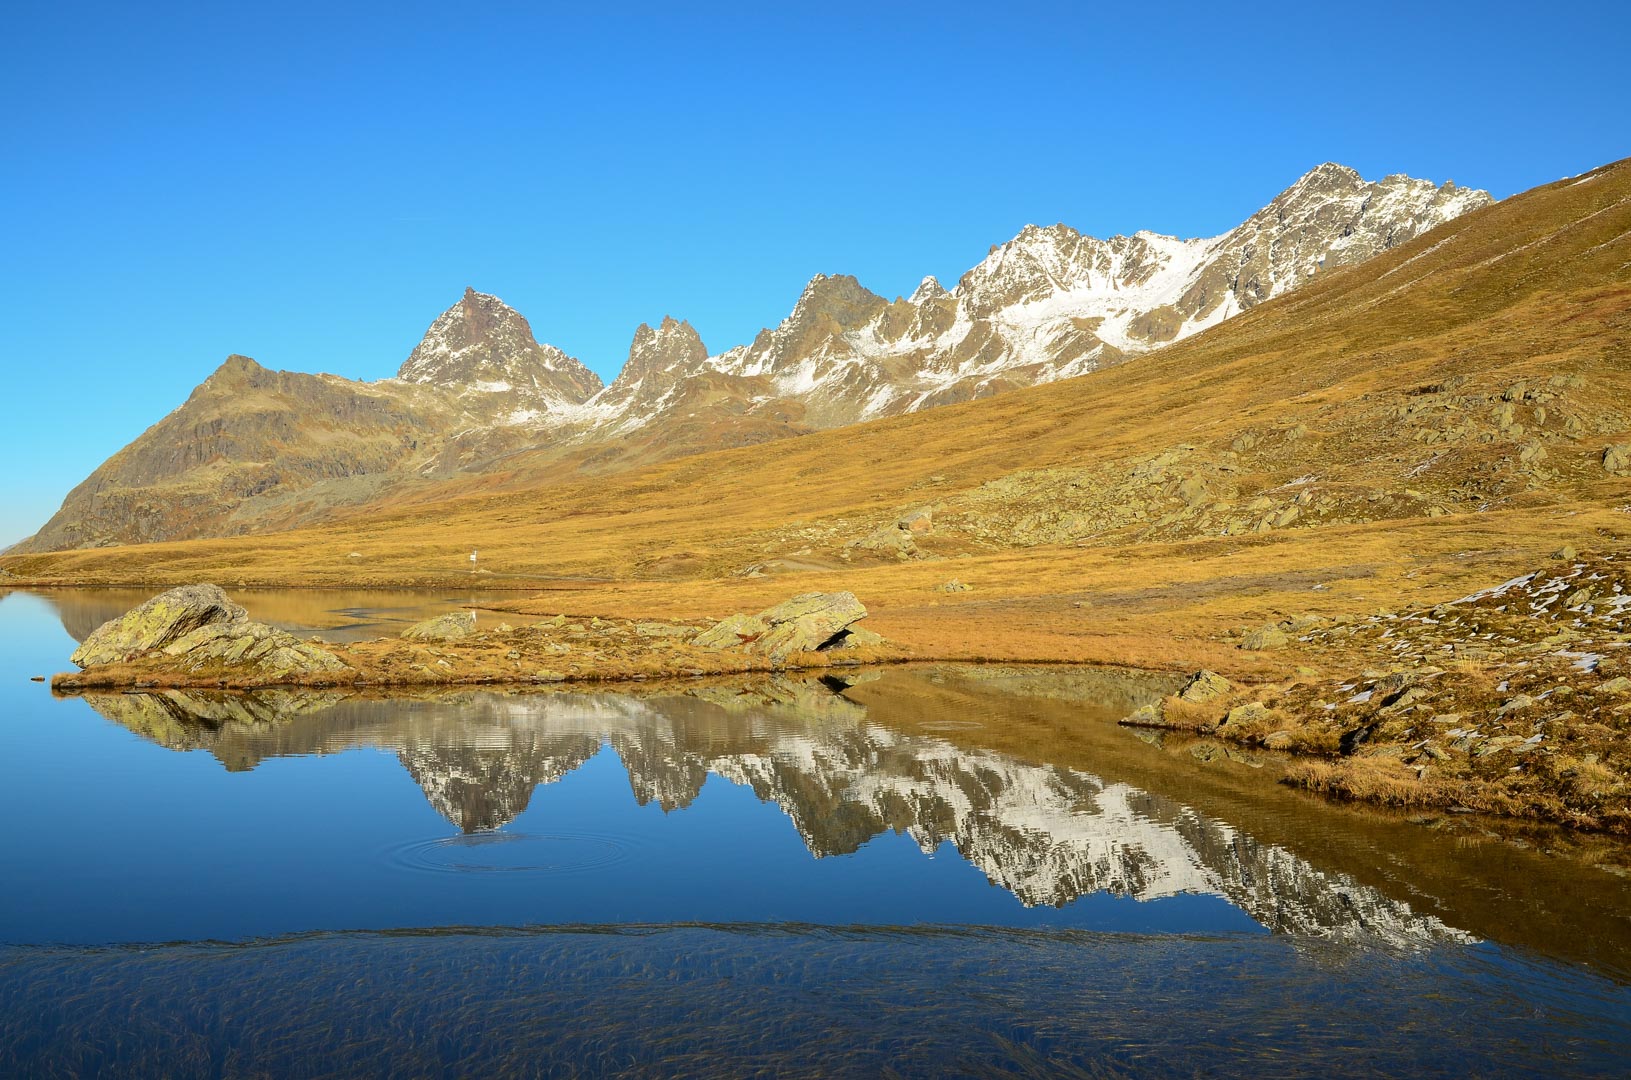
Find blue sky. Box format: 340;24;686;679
2;1;1628;547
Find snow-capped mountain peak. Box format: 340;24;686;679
396;288;603;412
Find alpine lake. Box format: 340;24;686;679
2;587;1628;1077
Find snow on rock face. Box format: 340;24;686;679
567;163;1493;435
16;163;1497;553
397;287;603;417
396;165;1490;444
589;316;710;412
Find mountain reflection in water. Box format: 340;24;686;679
83;673;1470;948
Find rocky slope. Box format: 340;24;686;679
19;291;607;550
617;165;1488;428
15;163;1489;552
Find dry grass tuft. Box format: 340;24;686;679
1284;758;1438;808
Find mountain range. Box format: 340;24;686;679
14;163;1488;553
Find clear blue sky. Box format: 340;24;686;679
2;1;1628;547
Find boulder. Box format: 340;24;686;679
752;592;869;659
849;524;919;558
157;620;349;678
899;509;935;534
1219;702;1269;727
935;580;973;593
693;613;770;649
1177;670;1232;703
69;584;348;679
1239;626;1289;651
1603;445;1631;476
72;584;247;667
1176;475;1210;507
1122;702;1165;727
1595;676;1631;695
697;593;870;659
401;611;477;642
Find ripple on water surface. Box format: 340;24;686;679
387;831;638;875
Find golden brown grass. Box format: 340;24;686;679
6;158;1631;682
1284;759;1442;809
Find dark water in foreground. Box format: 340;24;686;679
2;588;1629;1076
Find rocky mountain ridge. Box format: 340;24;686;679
15;163;1491;552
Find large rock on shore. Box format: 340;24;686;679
72;584;248;667
70;584;348;680
1178;670;1232;703
401;611;477;642
754;592;869;658
697;592;871;661
692;613;770;649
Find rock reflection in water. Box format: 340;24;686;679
80;674;1470;947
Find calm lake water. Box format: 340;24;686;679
2;587;1629;1076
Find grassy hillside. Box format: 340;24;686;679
7;157;1630;674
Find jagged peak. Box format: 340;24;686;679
1263;162;1367;206
909;275;948;303
217;353;264;375
198;354;268;391
629;316;706;356
1012;221;1081;245
615;315;708;387
396;288;603;401
1302;161;1362;182
783;273;886;328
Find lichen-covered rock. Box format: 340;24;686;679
849;523;919;558
159;620;349;678
1603;444;1631;476
751;592;868;659
1123;702;1165;726
1220;702;1270;727
935;580;973;593
699;593;869;660
69;584;348;680
401;611;477;642
1240;626;1289;651
693;613;769;649
72;584;248;667
1178;670;1232;703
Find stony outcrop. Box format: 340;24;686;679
401;611;477;642
69;584;348;680
753;593;869;657
397;287;604;405
692;613;769;650
1178;670;1232;703
72;584;249;667
1240;626;1290;651
697;592;870;660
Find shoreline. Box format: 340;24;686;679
30;547;1631;838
